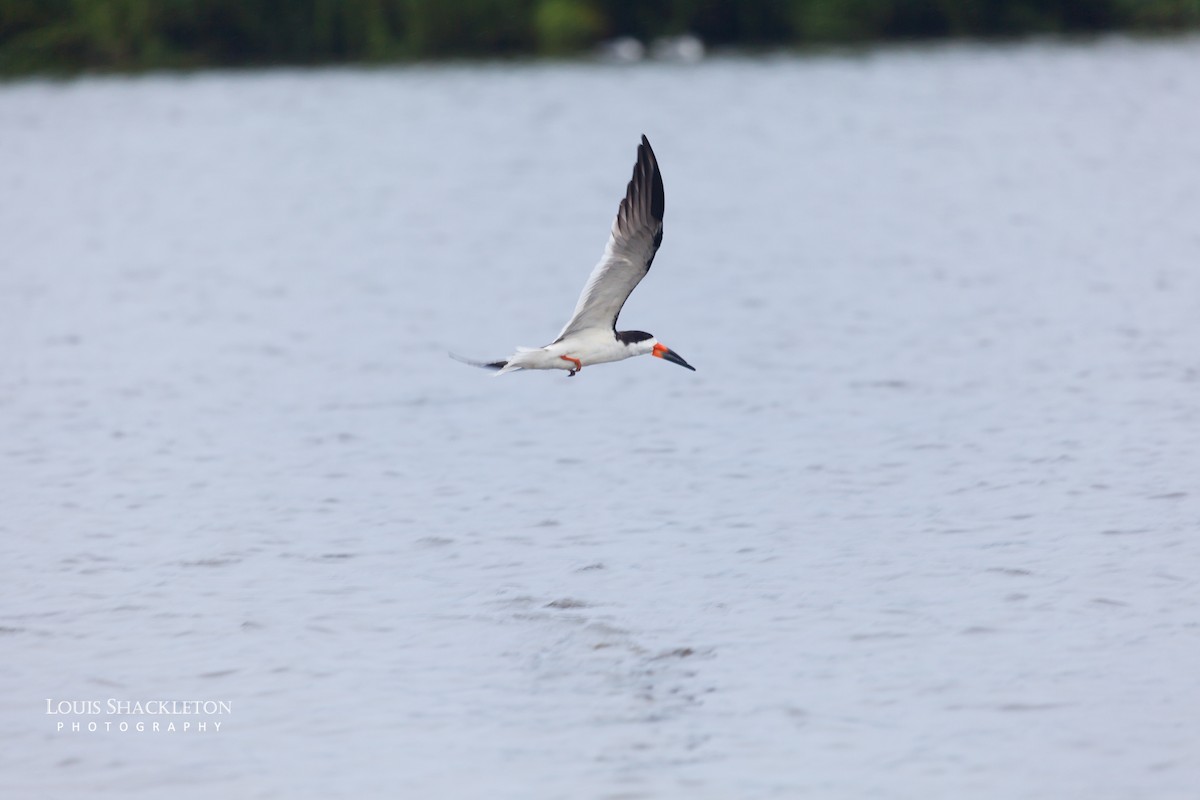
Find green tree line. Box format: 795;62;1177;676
2;0;1199;74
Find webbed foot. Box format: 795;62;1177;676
559;355;582;376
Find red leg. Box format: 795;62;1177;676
559;355;582;376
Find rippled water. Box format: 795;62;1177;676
3;36;1200;799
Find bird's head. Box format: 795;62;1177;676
617;330;695;371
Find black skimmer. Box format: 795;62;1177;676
455;135;695;378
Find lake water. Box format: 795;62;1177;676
2;36;1199;799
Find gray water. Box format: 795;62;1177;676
3;37;1199;799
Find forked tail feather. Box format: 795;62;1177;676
449;353;519;373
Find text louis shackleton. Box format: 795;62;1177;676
47;699;232;715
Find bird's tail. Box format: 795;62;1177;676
449;352;522;375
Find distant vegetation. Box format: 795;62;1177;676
2;0;1199;74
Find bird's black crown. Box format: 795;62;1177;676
616;330;654;344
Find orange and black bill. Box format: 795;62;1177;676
653;343;696;371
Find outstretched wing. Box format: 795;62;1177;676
555;135;665;342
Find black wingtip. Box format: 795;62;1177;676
636;135;665;222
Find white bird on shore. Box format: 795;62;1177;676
454;135;695;378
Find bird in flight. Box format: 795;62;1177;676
455;135;695;377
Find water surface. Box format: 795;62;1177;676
3;37;1200;799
